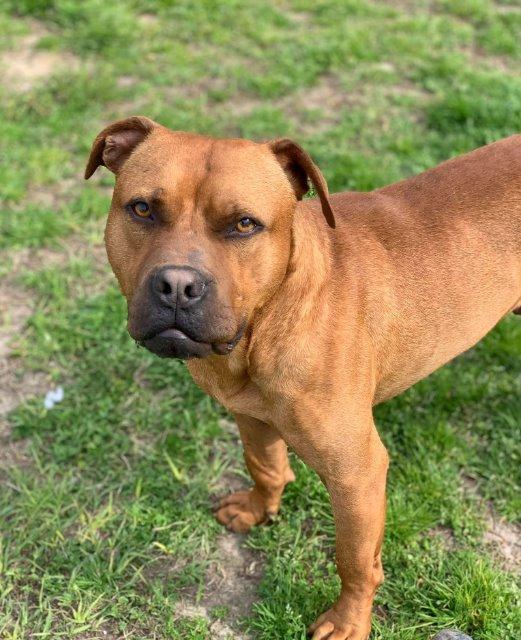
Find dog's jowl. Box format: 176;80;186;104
86;116;521;640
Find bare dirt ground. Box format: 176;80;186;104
462;474;520;574
175;533;261;639
484;506;521;573
0;254;47;469
1;20;81;92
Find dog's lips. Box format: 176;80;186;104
212;321;246;355
140;326;244;360
141;328;212;359
157;328;199;341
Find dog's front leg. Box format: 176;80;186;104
214;414;295;533
286;411;388;640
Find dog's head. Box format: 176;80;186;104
85;116;334;359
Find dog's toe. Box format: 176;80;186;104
216;490;251;509
213;489;271;533
308;606;370;640
214;503;256;533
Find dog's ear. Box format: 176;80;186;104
269;138;335;228
84;116;157;179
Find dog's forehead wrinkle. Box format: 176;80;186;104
189;139;216;208
204;139;216;175
203;138;267;174
126;136;274;211
194;144;286;217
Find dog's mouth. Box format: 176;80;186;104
140;324;245;360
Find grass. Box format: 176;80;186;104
0;0;520;638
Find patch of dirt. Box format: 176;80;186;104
116;75;138;89
1;20;81;92
222;72;427;135
0;280;45;469
275;74;352;134
426;524;457;550
286;9;313;25
174;603;239;638
175;533;262;639
483;506;521;573
5;232;110;295
0;234;109;472
495;4;521;15
6;232;105;271
74;625;122;639
221;93;266;119
118;61;427;137
461;473;520;573
138;13;159;25
206;533;262;613
297;74;429;134
14;177;78;211
114;73;238;124
376;0;436;14
461;44;517;75
144;529;263;638
15;172;113;211
178;73;352;132
165;75;233;104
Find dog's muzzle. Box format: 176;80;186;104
129;265;244;359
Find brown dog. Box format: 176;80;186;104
85;116;521;640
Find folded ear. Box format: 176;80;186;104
269;138;335;228
84;115;158;179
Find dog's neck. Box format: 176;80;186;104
244;201;335;367
264;201;333;324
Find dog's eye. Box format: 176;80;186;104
235;217;256;234
130;201;151;218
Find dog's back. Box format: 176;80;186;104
307;136;521;400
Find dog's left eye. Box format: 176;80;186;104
235;217;257;234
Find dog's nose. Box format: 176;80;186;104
151;266;208;309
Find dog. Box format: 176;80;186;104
85;116;521;640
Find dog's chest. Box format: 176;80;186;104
187;358;273;423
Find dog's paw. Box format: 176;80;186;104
308;606;370;640
213;489;273;533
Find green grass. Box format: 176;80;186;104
0;1;520;638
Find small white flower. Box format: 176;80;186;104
43;386;64;409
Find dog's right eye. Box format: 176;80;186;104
126;200;156;222
129;201;151;218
